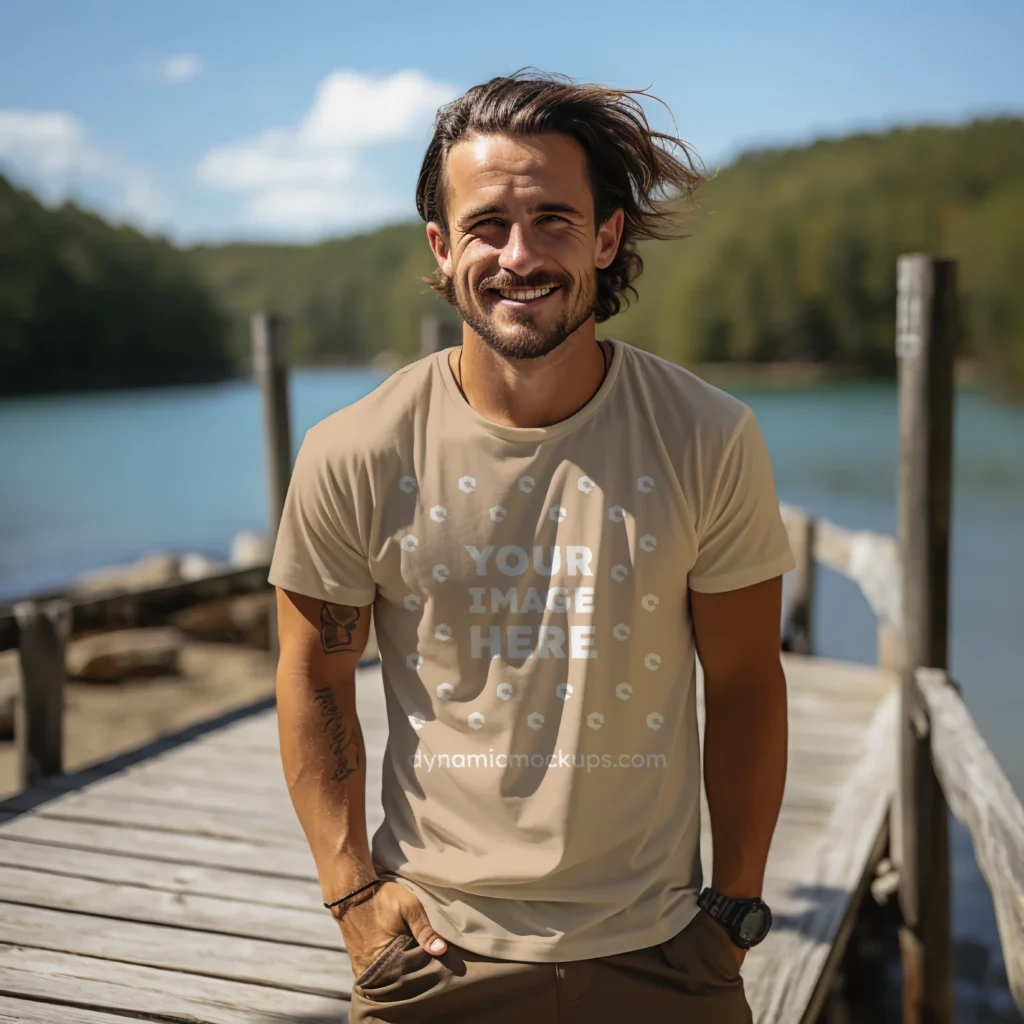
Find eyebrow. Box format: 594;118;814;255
458;200;585;226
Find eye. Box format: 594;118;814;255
538;214;568;224
473;217;504;228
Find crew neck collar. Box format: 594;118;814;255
436;339;625;443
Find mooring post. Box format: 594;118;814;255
13;598;72;789
421;314;461;356
782;511;816;655
252;312;293;662
420;314;442;357
893;254;957;1022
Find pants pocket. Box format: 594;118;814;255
691;910;743;980
662;910;741;985
353;933;414;990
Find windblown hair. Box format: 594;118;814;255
415;69;705;322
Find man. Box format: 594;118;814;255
269;71;795;1023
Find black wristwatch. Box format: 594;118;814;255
697;887;773;950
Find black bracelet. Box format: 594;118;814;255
324;879;382;910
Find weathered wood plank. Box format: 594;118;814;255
60;777;297;816
0;836;319;907
918;667;1024;1013
0;945;349;1024
0;992;159;1024
0;864;333;946
747;689;897;1023
0;902;351;995
0;817;318;878
3;794;310;846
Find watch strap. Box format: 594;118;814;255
699;887;755;928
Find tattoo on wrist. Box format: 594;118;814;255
320;603;361;653
312;686;360;783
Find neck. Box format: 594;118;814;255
450;318;609;429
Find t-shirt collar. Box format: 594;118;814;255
436;338;625;443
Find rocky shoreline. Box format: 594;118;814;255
0;530;282;796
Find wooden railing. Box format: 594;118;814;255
776;254;1023;1021
778;506;1024;1017
779;504;900;669
0;566;272;787
917;668;1024;1010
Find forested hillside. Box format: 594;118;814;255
612;117;1024;390
188;223;459;368
3;117;1023;397
188;117;1024;396
0;175;231;396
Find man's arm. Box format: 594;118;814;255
274;587;448;971
275;588;377;895
690;575;788;957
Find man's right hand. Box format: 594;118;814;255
336;880;449;979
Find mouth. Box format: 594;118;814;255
488;284;561;307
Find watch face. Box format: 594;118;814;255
738;905;771;944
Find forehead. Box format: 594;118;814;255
444;132;592;217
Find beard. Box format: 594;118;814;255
452;268;598;361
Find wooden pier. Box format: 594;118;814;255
0;254;1021;1023
0;647;895;1024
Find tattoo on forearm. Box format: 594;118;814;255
313;686;360;783
320;603;361;653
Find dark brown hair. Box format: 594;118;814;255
415;69;705;322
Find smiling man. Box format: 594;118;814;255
269;70;795;1023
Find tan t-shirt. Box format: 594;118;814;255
268;338;796;962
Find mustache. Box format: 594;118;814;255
478;271;572;293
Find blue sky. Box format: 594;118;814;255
1;0;1021;245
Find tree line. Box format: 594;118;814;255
0;175;230;396
1;116;1022;398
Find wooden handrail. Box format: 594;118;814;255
0;565;272;654
779;503;902;669
779;504;1024;1015
917;667;1024;1013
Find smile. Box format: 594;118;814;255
491;285;560;304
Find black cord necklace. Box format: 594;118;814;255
454;340;611;403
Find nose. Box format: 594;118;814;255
498;222;544;279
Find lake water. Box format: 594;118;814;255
1;365;1022;1017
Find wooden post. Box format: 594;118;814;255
13;598;72;789
893;254;957;1022
420;314;442;357
252;312;293;662
878;620;901;672
421;315;461;356
781;512;816;655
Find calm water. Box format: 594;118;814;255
1;366;1022;1015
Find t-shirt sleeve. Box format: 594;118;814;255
687;407;796;594
267;429;377;607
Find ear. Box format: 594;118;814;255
426;222;454;279
594;208;625;270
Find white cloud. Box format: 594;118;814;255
247;187;408;231
160;54;202;83
198;128;355;190
196;69;457;232
0;109;169;228
300;70;455;148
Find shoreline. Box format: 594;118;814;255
0;356;993;401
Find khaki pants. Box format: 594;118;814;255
349;909;753;1023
